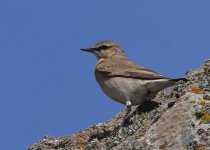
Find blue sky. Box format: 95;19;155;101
0;0;210;149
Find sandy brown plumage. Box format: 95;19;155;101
95;56;168;80
81;40;187;126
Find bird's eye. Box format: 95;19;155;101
97;45;111;51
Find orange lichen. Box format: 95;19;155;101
200;112;210;124
74;133;87;149
189;100;196;104
191;86;204;94
199;100;206;106
197;146;205;150
79;143;85;150
203;65;210;74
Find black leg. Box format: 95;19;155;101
120;105;131;127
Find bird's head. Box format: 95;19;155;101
80;40;126;59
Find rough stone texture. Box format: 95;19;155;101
28;59;210;150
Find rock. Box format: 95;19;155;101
28;59;210;150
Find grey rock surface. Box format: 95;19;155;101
28;59;210;150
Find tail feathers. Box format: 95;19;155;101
170;78;189;82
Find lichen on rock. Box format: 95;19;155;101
28;59;210;150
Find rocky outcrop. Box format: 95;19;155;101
28;59;210;150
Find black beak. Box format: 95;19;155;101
80;48;95;52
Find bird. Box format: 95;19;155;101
80;40;187;126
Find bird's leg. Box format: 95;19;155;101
120;100;131;127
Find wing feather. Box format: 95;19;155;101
96;58;168;80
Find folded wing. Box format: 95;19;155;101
96;58;169;80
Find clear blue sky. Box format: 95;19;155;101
0;0;210;149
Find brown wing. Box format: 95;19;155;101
96;57;169;80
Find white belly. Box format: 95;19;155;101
96;75;172;105
97;77;148;105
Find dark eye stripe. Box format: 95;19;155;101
96;45;112;51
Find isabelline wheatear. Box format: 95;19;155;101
81;40;187;126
